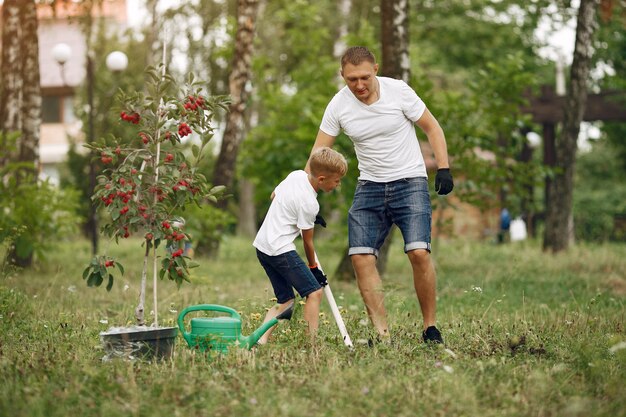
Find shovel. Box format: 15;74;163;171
313;251;353;349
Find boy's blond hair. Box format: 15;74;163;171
309;147;348;177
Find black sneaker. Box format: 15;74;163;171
422;326;443;344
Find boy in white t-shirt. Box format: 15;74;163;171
253;147;348;344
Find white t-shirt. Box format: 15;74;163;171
253;170;319;256
320;76;427;182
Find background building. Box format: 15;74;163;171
38;0;128;184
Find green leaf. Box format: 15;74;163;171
210;185;226;194
87;272;100;287
116;262;125;276
106;274;114;292
174;257;186;268
161;258;170;269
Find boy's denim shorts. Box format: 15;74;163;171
348;177;432;257
256;249;321;304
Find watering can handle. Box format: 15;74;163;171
177;304;242;337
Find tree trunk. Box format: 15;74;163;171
212;0;260;203
381;0;410;82
236;101;259;238
1;0;41;268
1;0;23;169
333;0;351;59
334;247;355;281
331;0;355;281
329;0;355;280
379;0;409;272
543;0;599;253
19;0;41;178
333;0;410;281
236;179;257;238
207;0;259;257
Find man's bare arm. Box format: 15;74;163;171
305;130;337;173
416;108;449;170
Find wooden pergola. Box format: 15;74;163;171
526;85;626;167
522;85;626;235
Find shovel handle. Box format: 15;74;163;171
177;304;242;336
299;230;353;349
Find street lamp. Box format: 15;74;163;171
105;51;129;72
51;43;72;85
53;44;129;255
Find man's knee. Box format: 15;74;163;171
407;248;430;266
351;253;376;270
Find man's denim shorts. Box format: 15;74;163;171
348;177;432;257
256;249;321;304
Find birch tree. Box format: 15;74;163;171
0;0;42;267
1;0;41;175
1;1;22;167
543;0;600;252
212;0;260;204
381;0;409;82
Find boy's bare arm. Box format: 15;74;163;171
301;228;316;267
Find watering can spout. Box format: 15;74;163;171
240;301;295;349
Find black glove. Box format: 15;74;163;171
435;168;454;195
310;267;328;287
314;213;327;228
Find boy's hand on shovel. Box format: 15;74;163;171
310;267;328;287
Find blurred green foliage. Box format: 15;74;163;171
61;25;156;235
574;138;626;242
57;0;626;250
175;203;235;257
0;132;81;267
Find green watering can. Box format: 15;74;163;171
178;303;294;353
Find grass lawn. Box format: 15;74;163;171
1;235;625;417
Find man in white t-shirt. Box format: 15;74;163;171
308;46;453;344
254;147;348;344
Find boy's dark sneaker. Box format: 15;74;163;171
422;326;443;344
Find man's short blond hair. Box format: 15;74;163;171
309;147;348;177
341;46;376;69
